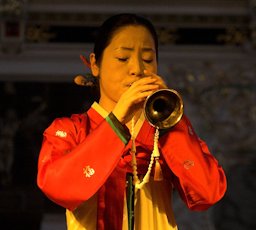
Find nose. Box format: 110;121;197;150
129;58;144;77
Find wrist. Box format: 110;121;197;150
112;109;125;124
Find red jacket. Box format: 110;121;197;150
37;105;227;229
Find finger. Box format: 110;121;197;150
130;76;157;87
143;70;163;80
143;70;167;88
143;69;164;83
128;83;159;98
143;69;157;77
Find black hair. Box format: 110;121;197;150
93;13;158;64
79;14;158;103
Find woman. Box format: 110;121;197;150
37;13;227;230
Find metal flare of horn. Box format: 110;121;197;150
144;89;184;129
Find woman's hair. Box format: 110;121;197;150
77;14;158;103
93;13;158;64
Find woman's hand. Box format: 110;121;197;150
144;70;168;89
112;71;167;125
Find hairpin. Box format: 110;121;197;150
74;55;96;87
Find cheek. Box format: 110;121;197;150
146;59;158;71
99;71;121;92
147;63;157;74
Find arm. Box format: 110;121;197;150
159;115;227;211
37;112;130;211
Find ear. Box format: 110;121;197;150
90;53;100;77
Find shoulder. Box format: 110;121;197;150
52;113;87;127
44;113;89;137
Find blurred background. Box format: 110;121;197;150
0;0;255;229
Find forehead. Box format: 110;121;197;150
109;25;155;48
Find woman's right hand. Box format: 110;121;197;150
112;76;160;125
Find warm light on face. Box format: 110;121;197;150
96;25;157;112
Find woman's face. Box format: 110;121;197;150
92;25;157;111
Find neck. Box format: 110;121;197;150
98;97;114;113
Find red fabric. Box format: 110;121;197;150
97;166;126;230
37;107;227;229
160;115;227;210
37;109;127;210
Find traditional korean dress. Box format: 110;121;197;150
37;102;227;230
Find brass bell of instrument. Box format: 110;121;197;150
144;89;184;129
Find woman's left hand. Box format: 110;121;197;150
143;70;168;90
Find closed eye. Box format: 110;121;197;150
143;59;153;63
117;57;128;62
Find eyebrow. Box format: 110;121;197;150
115;47;156;52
